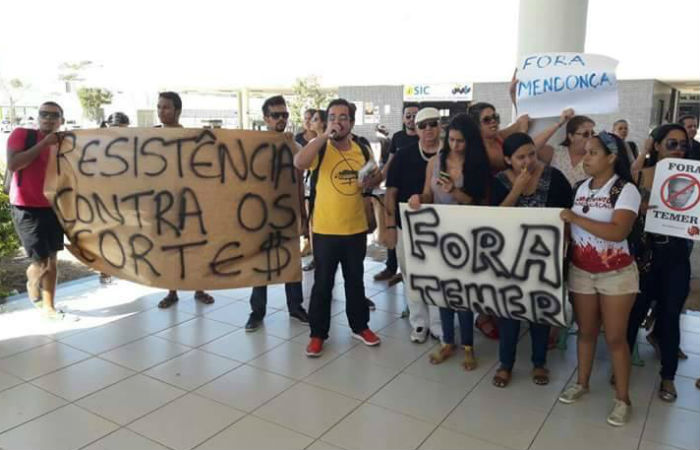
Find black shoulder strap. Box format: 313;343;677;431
307;143;327;218
13;129;39;189
609;177;628;208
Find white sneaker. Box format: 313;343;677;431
558;384;589;404
607;399;631;427
410;326;428;343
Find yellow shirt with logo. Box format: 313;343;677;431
312;140;369;235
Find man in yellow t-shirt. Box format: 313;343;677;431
294;99;382;357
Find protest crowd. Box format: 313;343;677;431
5;74;700;431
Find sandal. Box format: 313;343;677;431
429;344;456;364
461;345;477;371
476;316;499;340
532;367;550;385
303;260;316;271
658;380;677;403
158;291;179;309
678;348;688;360
695;378;700;390
492;367;511;388
26;281;42;310
194;291;215;305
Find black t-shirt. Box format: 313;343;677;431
386;142;436;227
295;132;309;147
490;166;573;208
688;140;700;161
383;130;419;164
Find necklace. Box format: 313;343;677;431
419;143;438;162
582;177;613;213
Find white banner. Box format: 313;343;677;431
515;53;619;119
403;83;473;102
644;158;700;240
399;204;570;327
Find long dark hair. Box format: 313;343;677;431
440;113;490;203
593;131;633;183
648;123;689;167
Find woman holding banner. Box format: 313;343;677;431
625;123;692;404
408;113;490;370
489;133;572;388
467;102;528;339
558;131;639;427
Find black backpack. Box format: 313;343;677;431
307;134;372;218
2;129;38;195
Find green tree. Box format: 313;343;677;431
58;60;93;93
289;75;336;127
0;77;31;126
77;87;113;123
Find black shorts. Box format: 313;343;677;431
11;206;64;261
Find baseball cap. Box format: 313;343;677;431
415;107;440;124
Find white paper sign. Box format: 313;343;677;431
515;53;619;119
399;204;570;327
644;158;700;240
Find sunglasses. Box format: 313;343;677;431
481;113;500;125
39;111;61;120
417;120;439;130
268;112;289;120
574;130;595;138
665;139;689;151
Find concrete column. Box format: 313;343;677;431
516;0;589;135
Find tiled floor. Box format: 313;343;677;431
0;259;698;450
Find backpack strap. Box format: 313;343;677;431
307;143;327;218
608;176;628;208
3;128;38;194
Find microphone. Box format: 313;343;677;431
329;130;338;139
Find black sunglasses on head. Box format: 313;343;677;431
269;112;289;120
417;120;439;130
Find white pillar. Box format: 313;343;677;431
516;0;589;134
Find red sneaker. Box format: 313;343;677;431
352;329;381;346
305;337;324;357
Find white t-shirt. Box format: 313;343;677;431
570;174;641;273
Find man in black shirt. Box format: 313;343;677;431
374;103;419;283
679;115;699;160
385;107;442;343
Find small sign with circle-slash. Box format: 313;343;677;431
645;158;700;240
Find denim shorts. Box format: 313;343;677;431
568;262;639;295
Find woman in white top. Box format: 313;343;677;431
558;131;640;427
539;115;595;185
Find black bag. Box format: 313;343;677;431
3;129;38;195
608;177;652;273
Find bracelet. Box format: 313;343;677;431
387;225;397;229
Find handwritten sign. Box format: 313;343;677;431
516;53;619;119
44;128;302;290
645;158;700;240
399;204;570;327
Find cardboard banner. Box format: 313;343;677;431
399;204;570;327
44;128;302;290
644;158;700;240
515;52;619;119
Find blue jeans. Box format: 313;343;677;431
498;318;550;371
439;308;474;346
250;282;303;320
